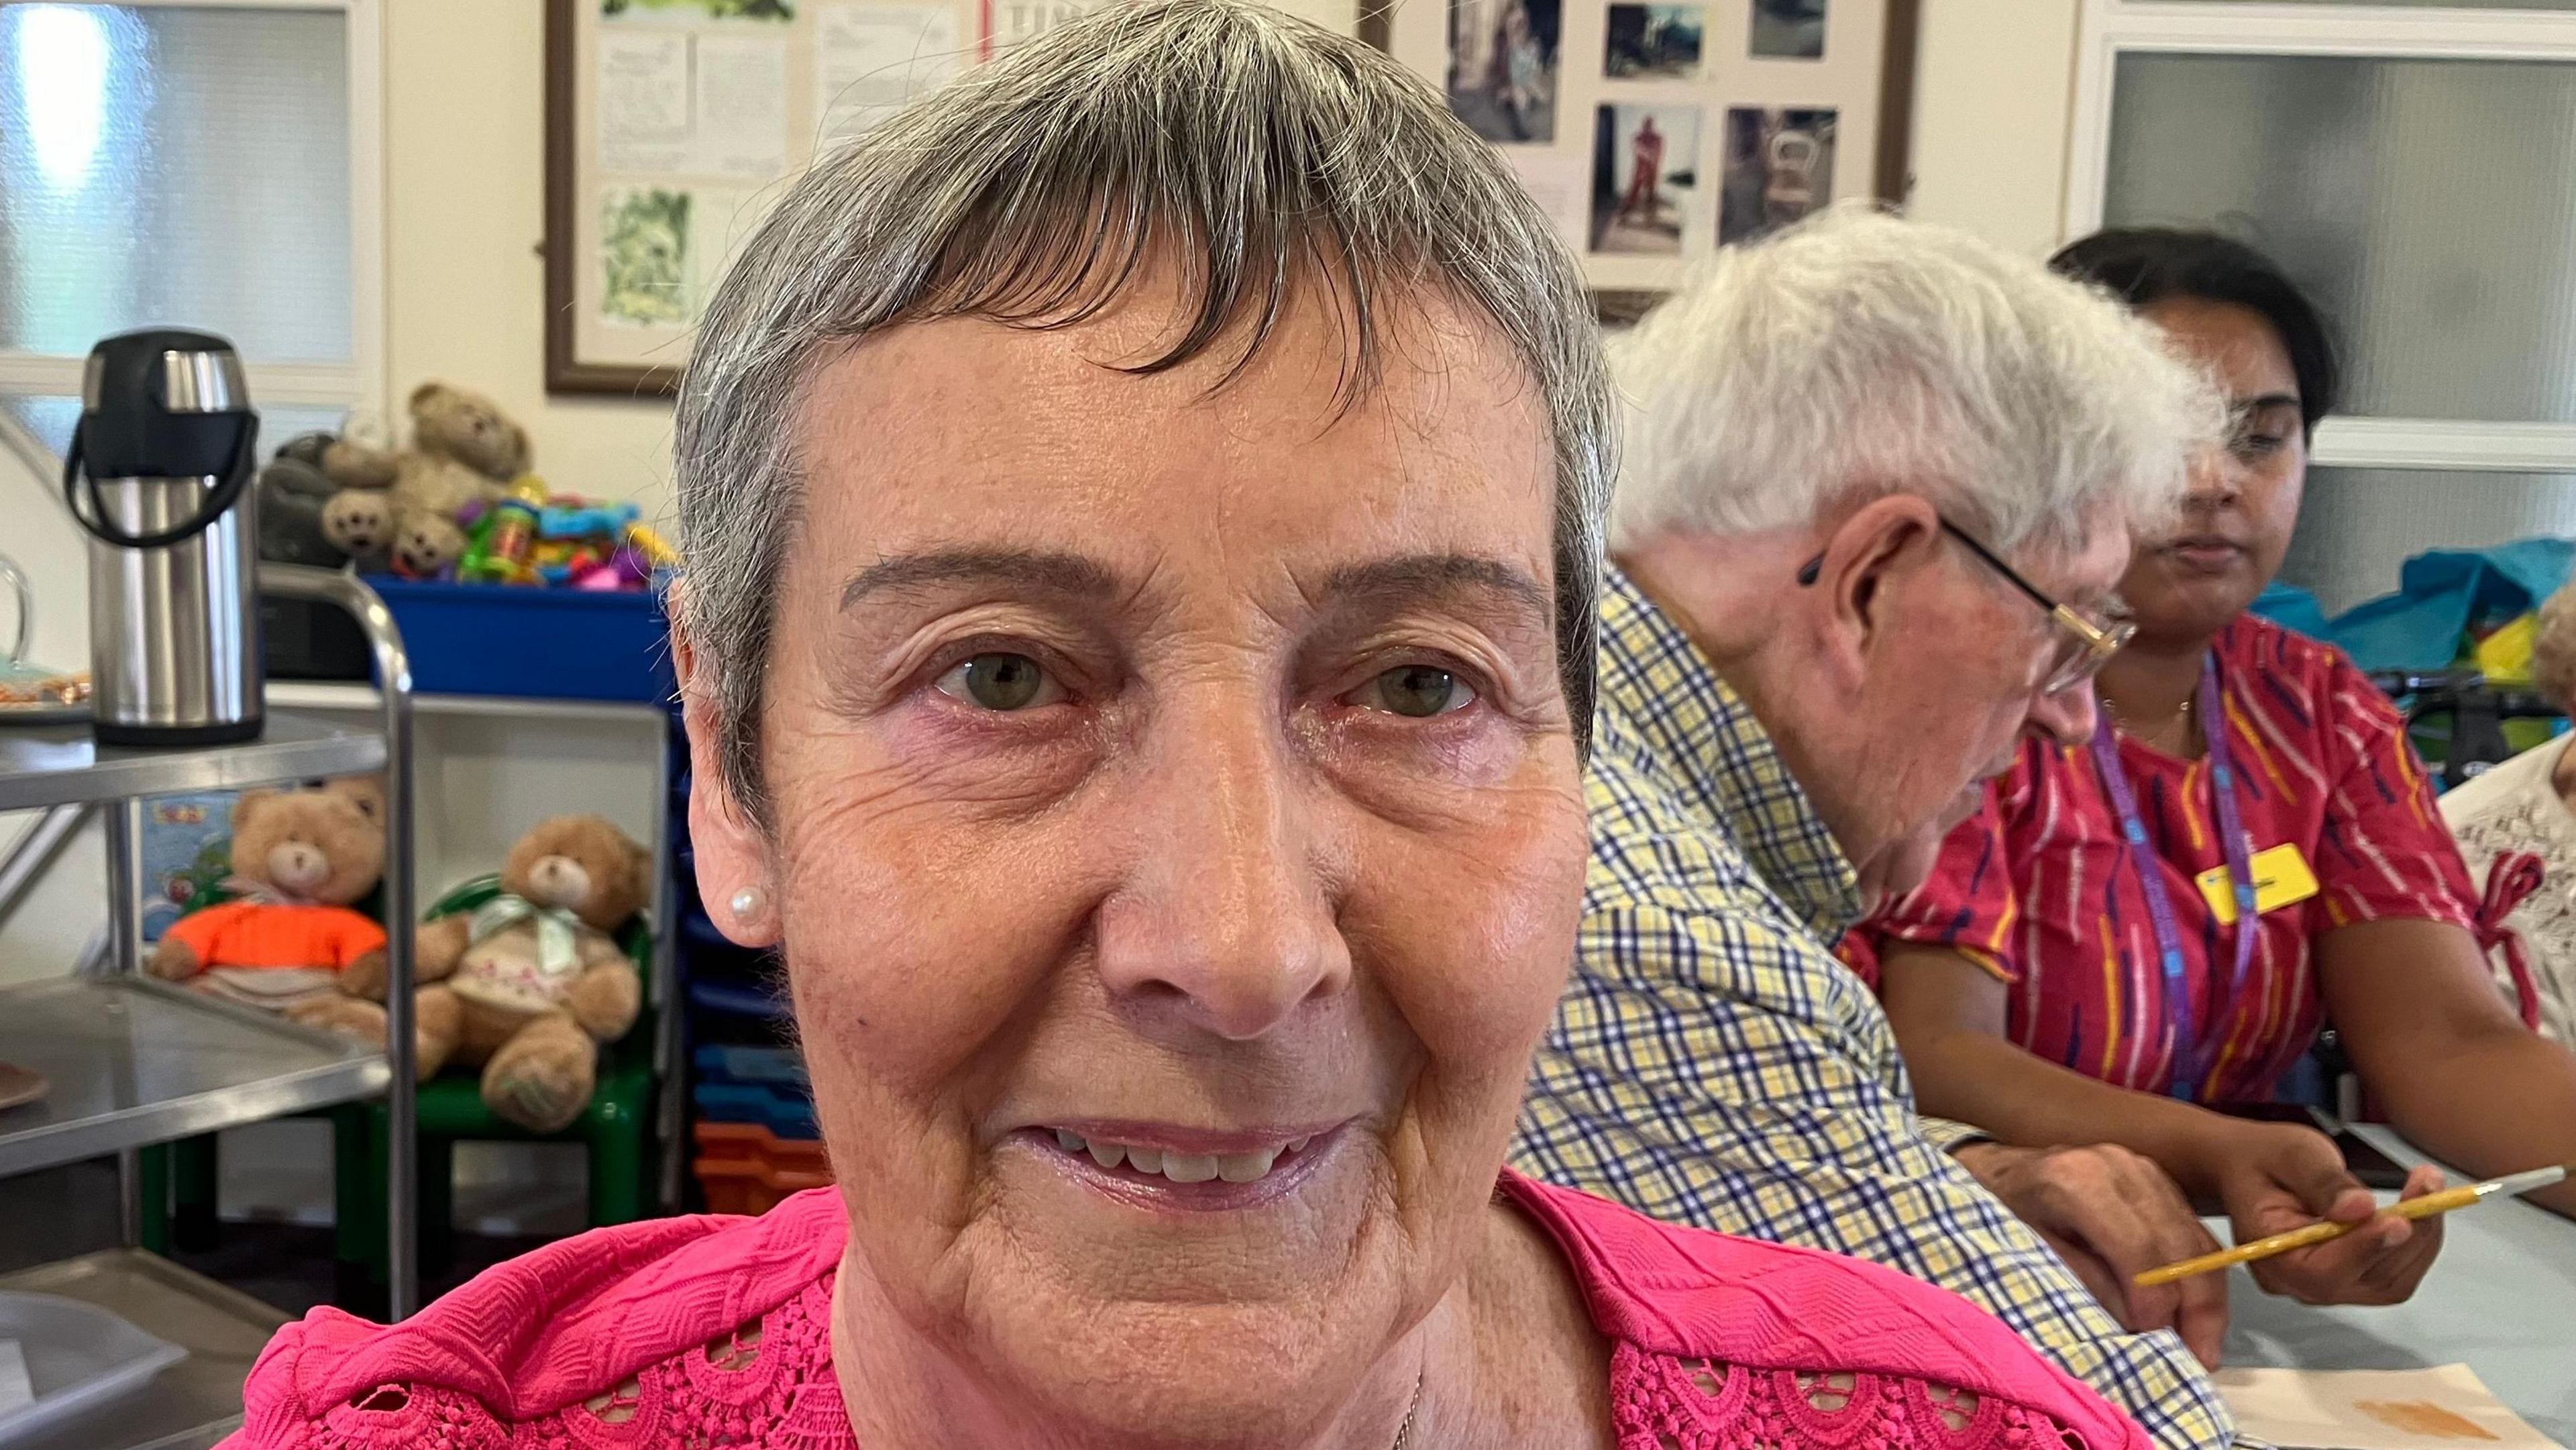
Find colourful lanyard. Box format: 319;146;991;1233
2086;654;2257;1102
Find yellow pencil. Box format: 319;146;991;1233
2133;1164;2569;1288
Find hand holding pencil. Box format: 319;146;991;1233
2138;1163;2570;1288
2190;1121;2452;1308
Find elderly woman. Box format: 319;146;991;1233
223;5;2151;1447
2444;579;2576;1045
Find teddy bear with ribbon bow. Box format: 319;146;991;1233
324;815;648;1133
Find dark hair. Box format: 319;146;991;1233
2048;228;2340;440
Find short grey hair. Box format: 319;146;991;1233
2534;579;2576;713
675;0;1613;820
1607;203;2219;559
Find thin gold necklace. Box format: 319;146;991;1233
2101;692;2194;749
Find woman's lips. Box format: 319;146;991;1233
1020;1121;1348;1213
2161;536;2246;573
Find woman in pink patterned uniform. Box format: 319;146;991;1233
225;4;2154;1446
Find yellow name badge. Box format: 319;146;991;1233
2198;843;2320;925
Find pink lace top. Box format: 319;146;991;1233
222;1173;2149;1450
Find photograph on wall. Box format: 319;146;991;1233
1589;104;1699;256
600;186;692;327
603;0;796;21
1446;0;1560;144
1719;106;1833;243
1748;0;1824;59
1603;5;1701;81
1385;0;1909;295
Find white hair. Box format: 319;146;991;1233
1607;203;2219;558
675;0;1614;819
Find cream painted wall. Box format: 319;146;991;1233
1904;0;2084;260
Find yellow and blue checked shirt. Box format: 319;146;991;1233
1513;567;2241;1450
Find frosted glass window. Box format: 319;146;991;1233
2104;52;2576;423
0;5;350;363
2279;468;2576;614
0;393;346;458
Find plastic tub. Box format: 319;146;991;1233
692;1044;808;1086
692;1082;819;1140
692;1122;830;1216
358;577;675;703
0;1292;186;1447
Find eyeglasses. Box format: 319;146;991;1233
1796;517;2134;696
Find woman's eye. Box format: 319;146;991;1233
1348;664;1477;719
2231;429;2288;460
933;652;1064;712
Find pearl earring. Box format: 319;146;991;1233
729;886;764;921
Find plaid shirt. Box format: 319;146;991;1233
1513;567;2241;1450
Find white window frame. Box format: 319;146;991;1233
0;0;385;420
2067;1;2576;476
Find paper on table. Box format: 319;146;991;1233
0;1339;30;1414
2217;1366;2564;1450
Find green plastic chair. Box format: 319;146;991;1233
153;874;656;1301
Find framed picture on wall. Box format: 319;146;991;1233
545;0;1094;394
1371;0;1918;310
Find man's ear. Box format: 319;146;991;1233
670;590;779;949
1808;493;1940;682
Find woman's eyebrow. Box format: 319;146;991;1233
2233;393;2302;417
1318;554;1552;631
840;548;1121;610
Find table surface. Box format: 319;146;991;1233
2218;1127;2576;1444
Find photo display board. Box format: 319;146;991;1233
1382;0;1917;307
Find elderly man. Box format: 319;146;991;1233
1515;207;2246;1450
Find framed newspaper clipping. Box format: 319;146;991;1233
547;0;1089;393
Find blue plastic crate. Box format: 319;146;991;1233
692;1081;819;1139
360;577;676;704
693;1044;809;1086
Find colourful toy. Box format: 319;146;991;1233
625;523;680;570
459;475;549;585
540;501;639;539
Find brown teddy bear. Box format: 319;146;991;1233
315;383;529;580
399;815;648;1133
148;778;392;1015
393;382;527;523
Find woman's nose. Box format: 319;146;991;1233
1092;701;1352;1041
2190;454;2245;509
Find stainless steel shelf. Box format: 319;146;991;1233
0;713;387;813
0;1249;287;1450
0;976;390;1177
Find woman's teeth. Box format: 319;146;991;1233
1051;1129;1312;1184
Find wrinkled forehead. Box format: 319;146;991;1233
779;275;1560;627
